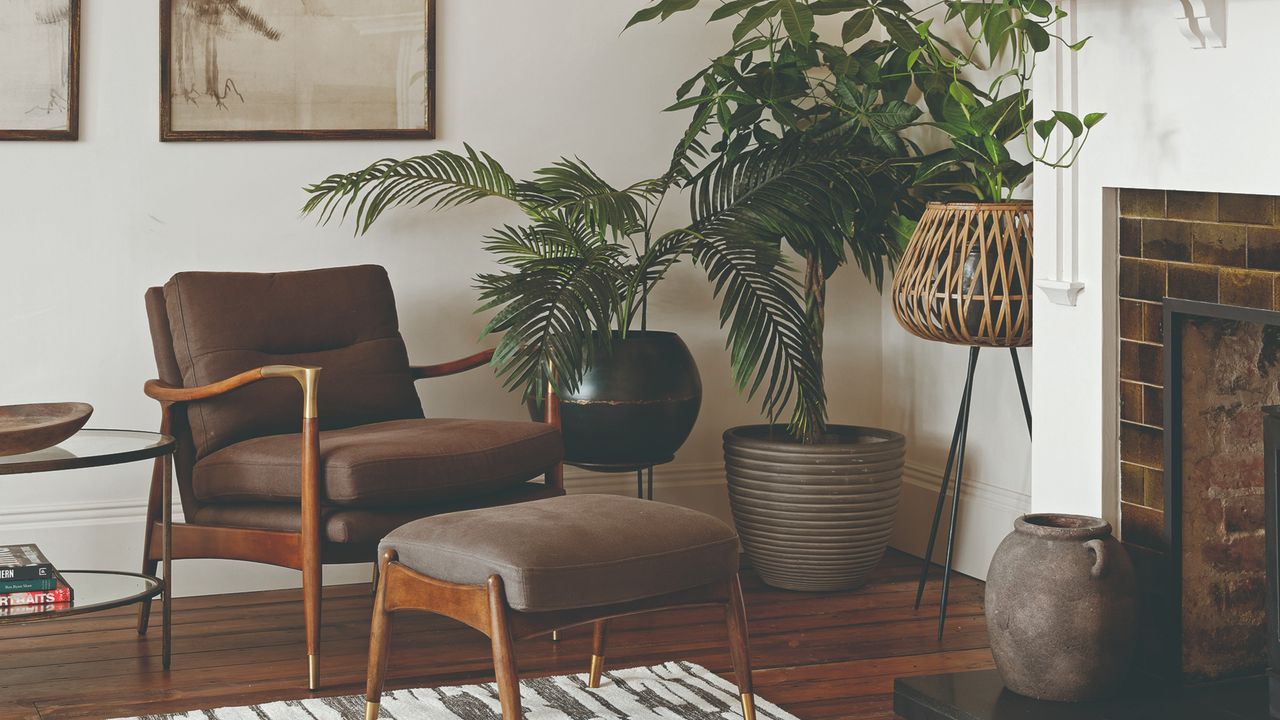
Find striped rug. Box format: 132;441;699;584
114;662;798;720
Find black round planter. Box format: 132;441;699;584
530;331;701;471
723;424;906;592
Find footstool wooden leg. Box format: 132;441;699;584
725;574;756;720
588;620;608;688
365;550;396;720
486;576;523;720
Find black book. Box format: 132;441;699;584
0;545;54;582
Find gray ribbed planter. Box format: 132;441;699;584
723;424;907;592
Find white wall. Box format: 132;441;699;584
1031;0;1280;523
0;1;885;596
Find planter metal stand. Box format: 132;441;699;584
912;347;1031;639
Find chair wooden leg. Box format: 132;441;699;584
364;551;395;720
588;620;608;688
301;417;322;691
725;574;756;720
486;576;523;720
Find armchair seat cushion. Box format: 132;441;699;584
190;481;565;544
192;418;562;508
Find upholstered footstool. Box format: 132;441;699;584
364;494;752;720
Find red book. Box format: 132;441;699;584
0;573;73;608
0;602;70;619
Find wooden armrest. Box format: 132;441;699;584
411;349;495;380
144;364;321;418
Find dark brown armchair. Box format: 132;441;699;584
137;265;564;690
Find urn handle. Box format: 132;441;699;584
1084;539;1108;578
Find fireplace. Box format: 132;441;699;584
1111;189;1280;710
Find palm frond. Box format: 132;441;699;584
690;226;825;434
622;227;701;325
476;216;630;400
684;139;885;438
517;159;661;237
302;145;521;234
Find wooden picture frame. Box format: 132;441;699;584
160;0;435;142
0;0;80;141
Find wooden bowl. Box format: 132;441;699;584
0;403;94;457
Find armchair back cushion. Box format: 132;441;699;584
158;265;424;459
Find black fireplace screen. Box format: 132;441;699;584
1163;298;1277;684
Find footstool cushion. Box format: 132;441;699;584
379;494;740;612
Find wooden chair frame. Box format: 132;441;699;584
137;349;564;690
364;549;756;720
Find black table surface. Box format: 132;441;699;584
894;669;1269;720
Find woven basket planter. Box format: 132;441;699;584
891;201;1033;347
724;425;907;592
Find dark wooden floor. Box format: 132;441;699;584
0;550;991;720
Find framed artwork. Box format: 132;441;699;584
160;0;435;141
0;0;80;141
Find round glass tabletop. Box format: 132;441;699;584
0;570;162;624
0;429;175;475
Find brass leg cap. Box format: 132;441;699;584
364;701;380;720
308;654;319;691
588;654;605;688
741;693;756;720
551;629;561;642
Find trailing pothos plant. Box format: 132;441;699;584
626;0;1100;442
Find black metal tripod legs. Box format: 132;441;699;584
913;347;1032;639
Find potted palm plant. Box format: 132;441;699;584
302;153;704;471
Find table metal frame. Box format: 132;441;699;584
0;429;176;668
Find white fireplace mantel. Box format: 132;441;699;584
1030;0;1267;523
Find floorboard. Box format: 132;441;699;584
0;550;991;720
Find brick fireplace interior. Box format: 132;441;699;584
1117;188;1280;682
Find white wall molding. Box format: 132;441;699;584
0;462;730;533
1034;0;1084;307
0;498;184;531
901;461;1031;515
893;460;1028;581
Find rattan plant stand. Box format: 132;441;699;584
891;201;1035;638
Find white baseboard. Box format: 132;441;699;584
0;459;1021;592
891;460;1029;581
0;462;732;597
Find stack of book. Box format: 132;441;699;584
0;544;73;618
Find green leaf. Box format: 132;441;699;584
1026;0;1053;17
301;145;521;234
1068;35;1091;51
948;80;976;108
810;0;867;14
841;10;873;42
710;0;764;22
778;0;815;45
1053;110;1084;137
624;3;665;29
733;1;779;42
1017;19;1051;52
1033;117;1057;140
660;0;701;20
875;8;920;50
1083;111;1106;128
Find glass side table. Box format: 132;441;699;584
0;429;176;667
